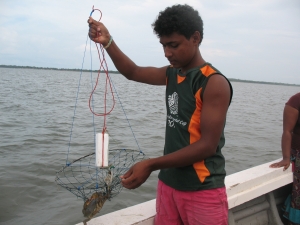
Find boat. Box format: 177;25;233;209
76;158;293;225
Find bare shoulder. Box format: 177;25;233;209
203;74;231;104
284;104;299;124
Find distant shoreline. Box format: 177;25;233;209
0;65;119;74
1;64;299;87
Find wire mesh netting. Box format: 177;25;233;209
55;149;146;201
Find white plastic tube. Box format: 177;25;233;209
95;131;109;167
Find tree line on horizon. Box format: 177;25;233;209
1;64;299;87
0;64;120;74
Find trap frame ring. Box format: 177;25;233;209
55;148;146;201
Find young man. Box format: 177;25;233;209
88;4;232;225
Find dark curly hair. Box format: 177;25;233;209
152;4;204;43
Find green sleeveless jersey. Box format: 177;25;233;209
158;63;232;191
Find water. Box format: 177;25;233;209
0;68;299;225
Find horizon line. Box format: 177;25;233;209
1;64;299;87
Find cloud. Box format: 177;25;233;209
0;28;18;54
0;0;299;84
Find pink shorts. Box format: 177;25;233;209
155;180;228;225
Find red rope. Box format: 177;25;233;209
88;6;115;129
89;6;115;167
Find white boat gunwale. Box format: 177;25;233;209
76;159;293;225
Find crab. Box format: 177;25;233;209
82;191;110;225
82;167;114;225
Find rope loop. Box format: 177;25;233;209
90;5;102;21
88;6;115;130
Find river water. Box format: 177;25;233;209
0;68;299;225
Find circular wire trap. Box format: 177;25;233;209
55;149;146;201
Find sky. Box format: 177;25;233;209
0;0;300;84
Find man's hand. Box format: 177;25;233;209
120;159;153;189
269;158;291;171
87;17;111;46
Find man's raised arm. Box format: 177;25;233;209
88;17;166;85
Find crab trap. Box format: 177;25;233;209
55;6;146;205
55;148;145;201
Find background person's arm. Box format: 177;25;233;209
270;104;298;170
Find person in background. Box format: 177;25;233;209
270;92;300;225
88;4;232;225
